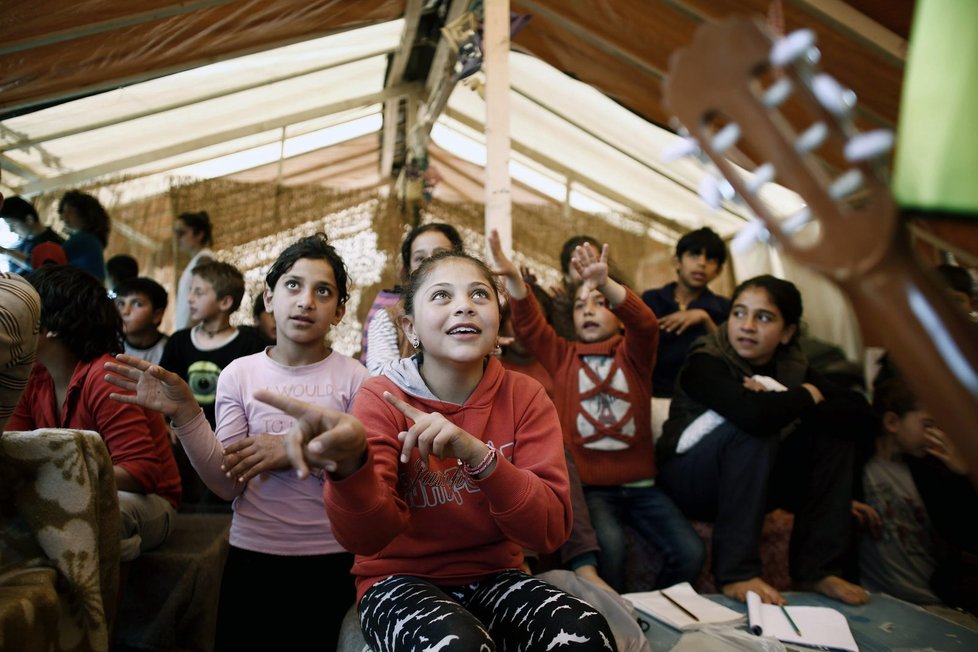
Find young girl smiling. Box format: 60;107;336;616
106;233;368;650
260;251;615;651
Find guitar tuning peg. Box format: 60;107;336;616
795;121;828;154
829;169;864;199
762;78;793;108
698;174;723;210
711;123;741;154
662;136;701;162
781;206;813;235
731;218;770;254
844;129;895;162
746;163;775;195
812;74;856;115
770;29;817;67
718;178;736;202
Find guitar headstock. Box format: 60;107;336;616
664;16;897;282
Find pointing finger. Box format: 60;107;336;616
383;391;426;422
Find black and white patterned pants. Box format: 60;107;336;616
359;570;618;651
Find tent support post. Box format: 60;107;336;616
483;0;512;253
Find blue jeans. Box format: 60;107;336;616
584;484;705;592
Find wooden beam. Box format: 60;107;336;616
0;154;43;182
484;0;513;251
18;85;416;195
380;0;424;177
417;0;469;141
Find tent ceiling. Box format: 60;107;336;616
0;0;911;240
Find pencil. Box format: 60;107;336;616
660;590;699;622
780;604;802;635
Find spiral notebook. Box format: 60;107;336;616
623;582;743;631
747;590;858;651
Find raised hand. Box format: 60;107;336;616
383;391;489;471
104;354;201;426
222;433;290;483
925;426;969;475
253;389;367;480
487;229;527;299
570;242;609;294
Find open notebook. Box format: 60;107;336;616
624;582;743;631
747;591;858;651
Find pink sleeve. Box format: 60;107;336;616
171;409;243;501
323;384;411;555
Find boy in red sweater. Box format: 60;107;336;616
491;231;704;592
9;265;181;561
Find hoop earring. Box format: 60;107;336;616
411;337;420;349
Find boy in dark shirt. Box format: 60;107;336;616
160;260;264;428
642;227;729;397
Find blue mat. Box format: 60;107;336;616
641;592;978;651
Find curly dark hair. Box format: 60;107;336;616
26;265;123;361
58;190;111;247
265;233;349;305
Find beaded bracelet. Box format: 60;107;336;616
461;445;496;477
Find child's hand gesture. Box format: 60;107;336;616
487;229;527;300
253;389;367;480
104;354;201;426
221;433;290;483
925;426;969;475
571;242;609;293
384;391;493;474
570;242;626;308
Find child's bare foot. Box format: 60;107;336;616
806;575;868;605
722;577;785;605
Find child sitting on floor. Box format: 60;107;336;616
857;376;978;610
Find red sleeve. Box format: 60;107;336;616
323;383;412;555
84;363;163;493
475;381;572;553
6;364;45;431
6;382;37;431
509;287;574;374
614;286;659;377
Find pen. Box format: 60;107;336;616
660;590;699;622
780;604;801;635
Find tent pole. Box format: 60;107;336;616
484;0;512;254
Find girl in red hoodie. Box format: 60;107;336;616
259;251;615;651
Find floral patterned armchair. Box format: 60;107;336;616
0;428;120;652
